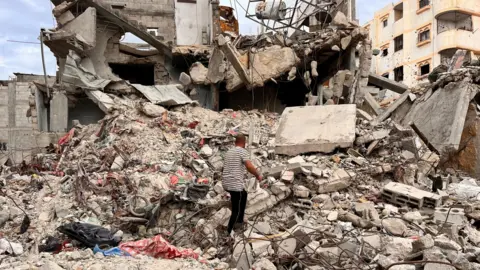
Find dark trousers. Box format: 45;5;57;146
227;190;248;234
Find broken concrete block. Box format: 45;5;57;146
354;202;380;221
293;185;310;198
57;10;75;26
179;72;192;86
327;211;338;221
249;233;271;256
206;48;226;84
412;234;434;253
403;211;423;223
382;218;408;236
332;11;349;28
277;238;296;257
317;169;355;193
434;236;462;251
288;156;305;164
275;105;356;155
384;237;413;259
200;145;213;157
341;35;352;50
189;62;208;84
139;102;166;118
355;129;391;145
281;171;294;183
337;210;374;229
233;240;253;270
111;155;125;171
252;258;276;270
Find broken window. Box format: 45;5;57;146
382;73;389;78
419;0;429;9
420;63;430;76
382;48;388;57
394;35;403;52
394;3;403;22
394;66;404;82
147;28;158;36
111;4;126;9
382;19;388;28
418;29;430;43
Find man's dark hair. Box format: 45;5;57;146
235;133;246;144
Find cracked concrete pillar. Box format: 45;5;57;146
50;91;68;132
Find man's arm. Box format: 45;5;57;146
245;160;262;181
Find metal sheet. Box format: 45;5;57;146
132;84;193;106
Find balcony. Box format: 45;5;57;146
433;0;480;18
435;29;480;53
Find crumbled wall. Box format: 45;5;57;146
0;82;36;164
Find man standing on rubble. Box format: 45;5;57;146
223;134;262;236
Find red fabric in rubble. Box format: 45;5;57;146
119;235;199;260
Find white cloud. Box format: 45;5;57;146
18;0;49;11
0;44;56;79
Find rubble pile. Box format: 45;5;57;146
3;76;480;269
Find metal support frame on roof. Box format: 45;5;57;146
244;0;335;34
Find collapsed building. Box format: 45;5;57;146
2;0;480;270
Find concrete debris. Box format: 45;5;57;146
189;62;209;85
179;72;192;86
139;102;167;118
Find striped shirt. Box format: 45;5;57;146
222;146;250;192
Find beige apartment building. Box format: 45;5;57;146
364;0;480;86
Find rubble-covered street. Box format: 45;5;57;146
2;0;480;270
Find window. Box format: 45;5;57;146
383;19;388;28
420;63;430;76
394;3;403;22
394;35;403;52
394;66;404;82
418;29;430;43
111;4;126;9
419;0;429;9
147;28;158;36
382;73;389;78
382;48;388;56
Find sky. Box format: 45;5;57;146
0;0;392;80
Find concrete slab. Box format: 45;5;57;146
275;105;356;156
85;90;114;113
63;7;97;47
402;82;479;154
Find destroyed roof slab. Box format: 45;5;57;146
132;84;193;106
275;105;356;156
